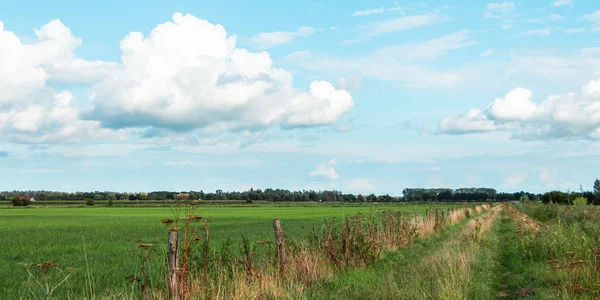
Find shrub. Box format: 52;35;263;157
573;196;588;206
107;199;114;207
11;198;30;207
86;199;95;206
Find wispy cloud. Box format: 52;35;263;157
165;160;262;167
504;172;528;188
484;2;516;19
552;0;574;7
249;26;316;49
548;14;564;21
363;14;450;37
519;28;551;36
21;168;66;174
480;48;495;56
564;27;585;34
347;178;375;192
287;31;477;89
352;4;405;17
583;10;600;23
352;7;385;16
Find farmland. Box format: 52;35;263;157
2;201;600;299
0;203;464;299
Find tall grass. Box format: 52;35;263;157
2;204;454;298
513;202;600;298
164;204;490;299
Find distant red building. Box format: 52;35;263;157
17;196;35;201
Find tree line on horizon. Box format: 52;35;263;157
2;180;599;204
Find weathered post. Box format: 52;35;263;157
168;231;180;300
272;219;286;277
343;216;351;266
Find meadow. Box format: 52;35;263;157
0;203;463;299
3;201;597;299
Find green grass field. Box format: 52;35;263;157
0;203;464;299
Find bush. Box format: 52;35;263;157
11;198;30;207
573;196;588;206
86;199;95;206
107;199;114;207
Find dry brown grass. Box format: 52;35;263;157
394;205;500;299
503;203;540;235
161;204;491;300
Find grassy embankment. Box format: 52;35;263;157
304;202;600;300
304;204;500;299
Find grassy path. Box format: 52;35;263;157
303;205;501;299
494;208;539;298
473;207;540;299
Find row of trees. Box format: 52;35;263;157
0;188;542;203
3;180;598;204
539;180;600;205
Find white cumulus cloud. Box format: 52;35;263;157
438;77;600;140
0;14;354;145
83;13;353;134
309;159;338;180
0;20;112;143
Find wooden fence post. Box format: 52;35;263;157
168;231;180;300
272;219;286;277
343;216;351;267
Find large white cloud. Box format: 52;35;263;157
439;78;600;140
0;20;110;143
0;14;353;144
84;13;353;133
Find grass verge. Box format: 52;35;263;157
302;205;499;299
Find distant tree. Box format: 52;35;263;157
438;190;453;202
422;193;431;202
594;179;600;205
542;191;570;204
366;194;377;202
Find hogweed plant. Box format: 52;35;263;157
161;193;209;300
22;261;72;300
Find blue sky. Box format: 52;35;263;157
1;0;600;195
